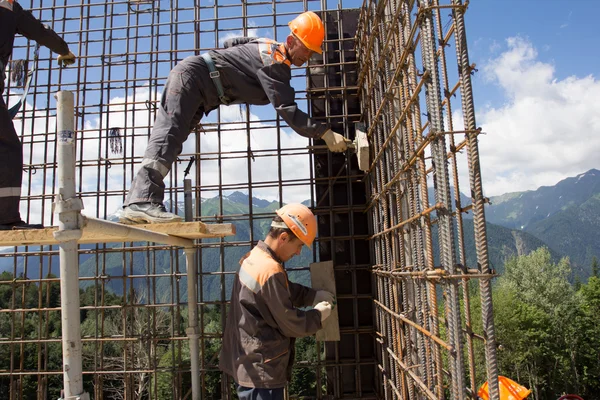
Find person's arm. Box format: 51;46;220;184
15;3;70;56
223;37;258;49
262;272;322;337
256;63;329;139
288;281;317;308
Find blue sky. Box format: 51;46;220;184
456;1;600;195
467;0;600;106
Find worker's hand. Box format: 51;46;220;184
314;301;333;322
57;52;76;67
313;290;335;308
321;129;352;153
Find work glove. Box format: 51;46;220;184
313;290;335;308
57;52;76;67
321;129;352;153
314;301;333;322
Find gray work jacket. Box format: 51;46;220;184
219;241;321;388
184;37;329;139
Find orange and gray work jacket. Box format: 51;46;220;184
201;37;329;139
219;241;322;389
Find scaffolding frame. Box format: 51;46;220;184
0;0;499;399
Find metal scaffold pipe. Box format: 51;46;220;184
53;91;90;400
185;248;201;400
184;179;201;400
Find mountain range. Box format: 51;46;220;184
1;169;598;300
484;169;600;276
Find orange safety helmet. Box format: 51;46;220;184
288;11;325;54
275;203;317;248
478;376;532;400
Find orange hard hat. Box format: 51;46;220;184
276;203;317;248
288;11;325;54
478;376;532;400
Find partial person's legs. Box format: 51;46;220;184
0;94;42;230
122;62;206;223
236;385;284;400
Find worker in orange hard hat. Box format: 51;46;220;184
288;11;326;61
121;11;352;224
219;204;335;399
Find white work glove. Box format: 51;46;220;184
57;51;76;67
321;129;352;153
313;290;335;308
314;301;333;322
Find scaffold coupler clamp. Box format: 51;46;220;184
52;194;84;242
186;326;200;340
57;390;91;400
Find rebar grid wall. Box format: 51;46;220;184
0;0;498;399
355;0;499;399
0;0;367;399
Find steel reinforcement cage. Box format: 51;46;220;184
0;0;499;399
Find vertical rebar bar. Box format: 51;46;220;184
452;1;500;398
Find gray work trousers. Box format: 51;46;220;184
0;84;24;224
124;59;214;206
236;385;284;400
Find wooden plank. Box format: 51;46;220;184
310;261;340;341
0;220;236;247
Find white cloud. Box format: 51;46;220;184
194;104;311;203
219;27;260;47
489;40;501;54
474;36;600;196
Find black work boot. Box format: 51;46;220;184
0;220;44;230
120;203;182;224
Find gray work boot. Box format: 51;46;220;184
0;220;44;230
120;203;182;224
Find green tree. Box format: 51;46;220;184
591;256;599;278
492;247;591;399
289;336;321;398
0;272;64;399
571;276;600;397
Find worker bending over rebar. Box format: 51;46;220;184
121;12;351;224
219;204;335;400
0;0;75;230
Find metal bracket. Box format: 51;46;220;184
53;196;84;214
186;327;200;339
52;195;84;242
58;392;90;400
53;227;83;242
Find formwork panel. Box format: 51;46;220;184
309;8;378;399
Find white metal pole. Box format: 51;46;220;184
184;248;201;400
54;91;89;400
183;181;201;399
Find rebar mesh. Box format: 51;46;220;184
0;0;497;399
355;0;499;398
